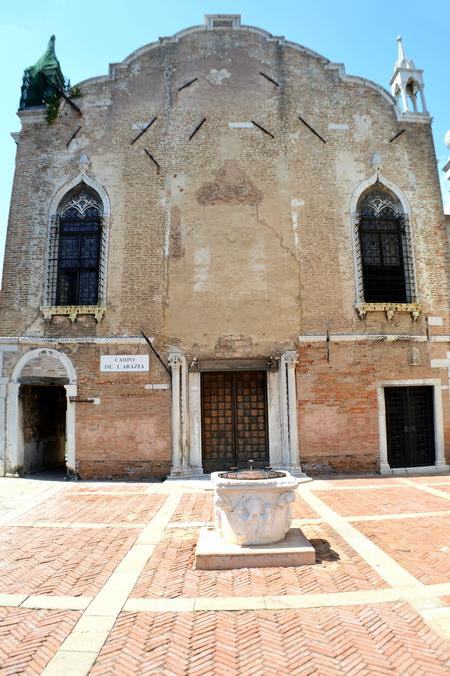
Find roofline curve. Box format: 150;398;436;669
121;23;330;66
73;20;405;120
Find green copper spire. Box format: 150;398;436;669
19;35;66;109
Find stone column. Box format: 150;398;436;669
0;383;6;477
267;368;282;467
419;88;427;114
400;88;409;113
64;384;77;478
282;350;308;478
377;385;390;474
278;353;290;467
188;369;204;475
5;382;22;476
168;353;192;477
432;383;448;471
180;355;190;469
0;345;18;477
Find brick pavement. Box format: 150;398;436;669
0;608;80;675
0;473;448;674
131;522;385;599
170;493;214;523
314;485;450;516
354;515;450;585
0;526;139;596
21;493;166;525
91;604;450;675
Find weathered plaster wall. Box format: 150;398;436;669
1;27;448;348
0;20;449;476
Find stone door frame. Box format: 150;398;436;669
377;378;448;474
5;348;77;477
168;351;305;477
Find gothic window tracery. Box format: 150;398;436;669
45;184;107;314
356;185;416;306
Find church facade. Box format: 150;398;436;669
0;15;449;479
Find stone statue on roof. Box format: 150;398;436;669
19;35;66;109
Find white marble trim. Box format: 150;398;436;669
377;378;447;473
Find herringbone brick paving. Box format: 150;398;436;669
0;475;449;674
354;515;450;585
90;604;450;675
68;484;153;493
289;495;321;520
170;493;214;523
312;478;406;488
315;486;449;516
131;522;385;598
18;493;166;524
0;526;138;595
0;608;80;675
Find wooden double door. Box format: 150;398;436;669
201;371;269;473
385;386;435;468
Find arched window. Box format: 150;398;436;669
357;186;414;303
47;185;104;307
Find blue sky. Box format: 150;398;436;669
1;0;449;277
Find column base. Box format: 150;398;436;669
167;465;196;479
381;464;450;476
189;465;205;478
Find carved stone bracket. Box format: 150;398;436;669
41;305;106;323
355;302;422;321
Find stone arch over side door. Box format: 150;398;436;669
6;348;77;477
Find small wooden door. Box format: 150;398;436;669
201;371;269;473
385;386;435;468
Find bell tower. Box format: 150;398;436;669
390;36;428;116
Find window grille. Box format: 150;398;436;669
356;187;415;304
46;186;103;307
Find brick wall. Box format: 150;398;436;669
73;346;171;479
298;340;450;473
0;21;449;477
1;27;448;345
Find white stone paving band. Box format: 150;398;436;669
42;493;182;676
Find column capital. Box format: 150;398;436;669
283;350;298;368
168;353;183;369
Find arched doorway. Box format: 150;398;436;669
6;348;77;477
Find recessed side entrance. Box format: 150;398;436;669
20;385;67;474
6;348;77;477
201;371;269;473
384;386;435;468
